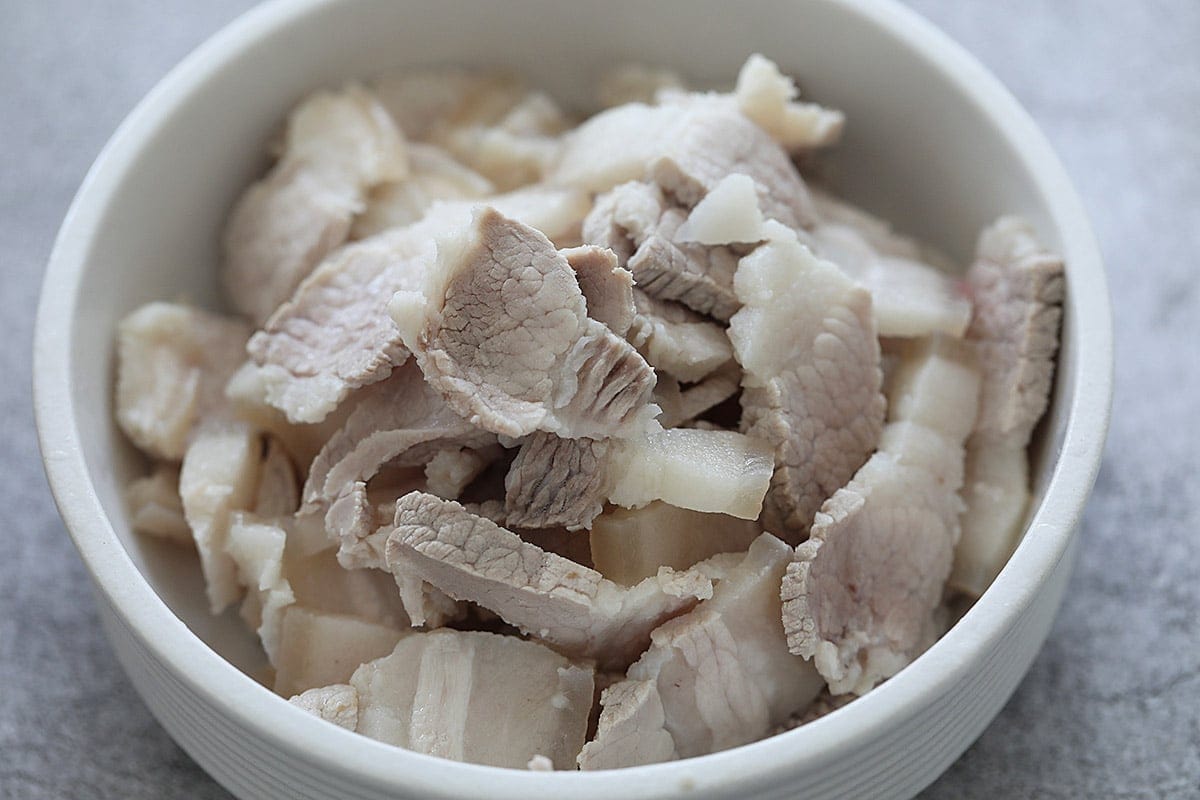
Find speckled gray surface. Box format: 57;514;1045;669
3;1;1197;798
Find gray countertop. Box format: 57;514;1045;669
3;1;1197;797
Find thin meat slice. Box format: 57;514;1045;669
223;86;408;324
562;245;636;336
248;186;590;424
386;493;715;669
729;222;885;541
504;428;773;531
781;336;980;695
350;630;593;769
301;363;495;511
552;103;815;229
628;291;733;382
951;218;1064;596
273;607;407;698
389;208;659;440
125;465;191;545
589;501;760;586
730;54;844;151
579;534;823;768
116;303;251;461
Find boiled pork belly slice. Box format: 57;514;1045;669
729;221;885;542
503;428;773;531
223;86;408;324
247;185;589;425
273;607;407;698
589;501;760;586
386;493;714;669
781;336;980;695
951;217;1065;597
389;208;659;440
115;302;250;461
579;533;823;769
349;629;593;769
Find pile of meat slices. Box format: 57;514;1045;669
115;55;1064;770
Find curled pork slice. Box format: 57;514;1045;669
248;186;589;424
781;336;980;695
589;501;760;586
273;607;406;698
729;222;885;540
180;423;261;613
351;143;495;239
579;533;824;768
301;363;495;511
350;630;594;768
223;86;408;324
116;303;251;461
628;291;733;383
951;218;1064;597
125;465;191;545
504;428;773;531
289;684;358;730
582;181;742;320
390;208;659;440
562;245;636;336
552;102;815;229
386;493;714;669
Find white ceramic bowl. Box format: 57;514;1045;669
34;0;1112;797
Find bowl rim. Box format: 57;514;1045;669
33;0;1113;796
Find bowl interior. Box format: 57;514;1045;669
58;0;1081;759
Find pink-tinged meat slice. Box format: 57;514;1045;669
389;208;659;440
385;493;715;669
116;303;251;461
728;222;885;542
951;218;1065;597
781;336;980;695
579;533;823;768
247;186;590;425
223;86;408;325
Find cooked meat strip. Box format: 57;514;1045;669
223;86;407;324
386;493;715;669
390;208;658;439
729;221;885;541
579;533;824;768
951;218;1064;596
350;630;593;769
116;302;250;460
247;186;589;424
780;336;980;694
